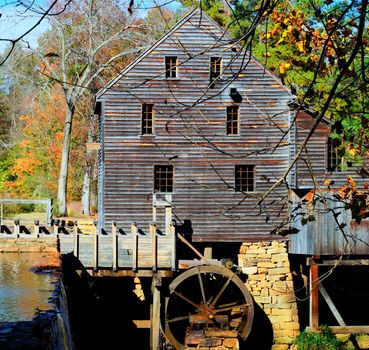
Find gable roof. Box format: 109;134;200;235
96;8;291;99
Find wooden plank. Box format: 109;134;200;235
306;326;369;334
150;275;161;350
151;223;157;272
318;283;345;327
84;269;173;278
92;223;98;271
112;222;118;271
132;223;138;271
170;224;176;271
309;263;319;329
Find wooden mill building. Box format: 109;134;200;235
95;8;369;349
95;8;295;242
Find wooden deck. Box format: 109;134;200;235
0;220;178;276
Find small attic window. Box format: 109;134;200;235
165;56;178;78
210;57;222;87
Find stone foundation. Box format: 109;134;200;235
238;241;300;350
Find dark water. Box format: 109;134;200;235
0;253;56;322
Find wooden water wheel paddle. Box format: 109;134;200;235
163;265;254;349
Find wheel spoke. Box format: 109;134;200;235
213;303;247;314
209;274;233;309
172;290;201;309
198;271;207;306
166;315;190;323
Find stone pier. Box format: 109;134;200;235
238;241;300;350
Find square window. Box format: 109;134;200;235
142;104;154;135
226;106;239;135
165;56;178;78
235;165;254;192
154;165;174;192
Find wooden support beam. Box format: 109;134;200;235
150;274;161;350
306;326;369;334
318;283;346;327
132;223;138;271
309;263;319;329
92;221;98;272
165;205;172;235
73;221;79;259
169;224;176;271
151;223;157;272
112;222;118;272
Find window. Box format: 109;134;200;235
154;165;173;192
327;137;340;172
142;104;154;135
165;56;178;78
226;106;239;135
210;57;222;86
235;165;255;192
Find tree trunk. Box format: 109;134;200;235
57;103;74;216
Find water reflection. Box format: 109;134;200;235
0;253;56;322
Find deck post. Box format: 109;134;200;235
151;223;157;272
165;205;172;235
14;219;20;237
53;219;59;237
33;220;40;238
73;221;79;259
132;223;138;271
150;274;162;350
309;262;319;329
112;222;118;272
93;220;98;272
169;224;176;271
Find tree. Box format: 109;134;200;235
36;0;151;215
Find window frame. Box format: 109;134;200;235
154;165;174;193
327;137;341;172
141;103;154;135
235;165;255;192
210;56;222;86
165;56;178;78
226;105;240;136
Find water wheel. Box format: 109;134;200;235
163;264;254;349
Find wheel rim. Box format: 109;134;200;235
164;265;254;350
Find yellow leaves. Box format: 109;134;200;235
279;62;291;74
276;37;284;45
297;41;304;52
347;148;356;157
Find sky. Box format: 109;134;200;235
0;0;50;53
0;0;182;54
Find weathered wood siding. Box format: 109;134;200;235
295;111;367;187
289;112;369;255
97;10;294;242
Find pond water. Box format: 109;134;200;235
0;253;56;322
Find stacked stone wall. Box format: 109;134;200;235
238;241;300;350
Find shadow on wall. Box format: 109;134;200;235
240;302;273;350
